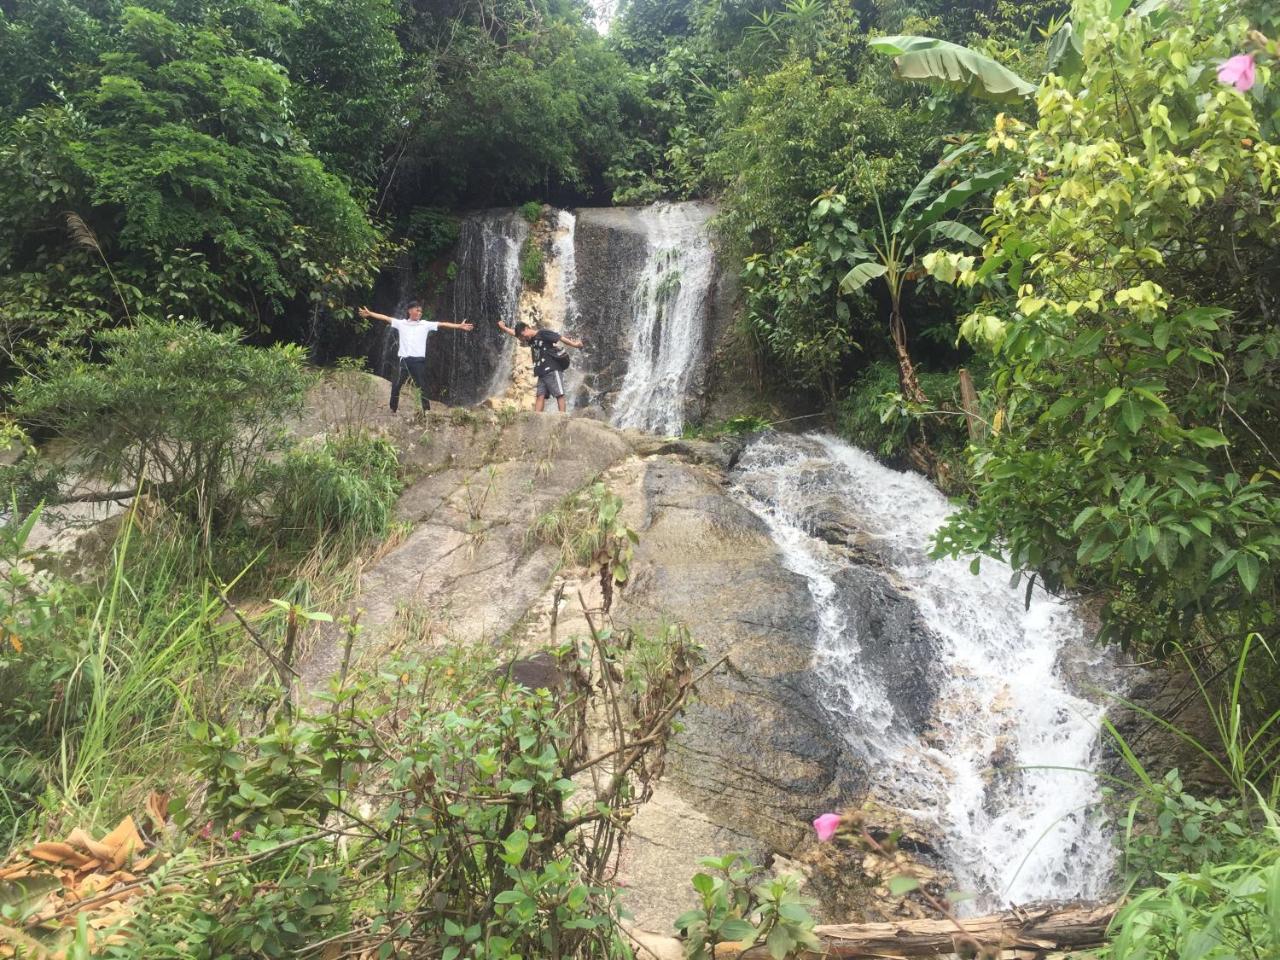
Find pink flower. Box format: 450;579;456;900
1218;54;1257;92
813;813;842;842
230;830;243;842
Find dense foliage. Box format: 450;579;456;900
935;0;1280;656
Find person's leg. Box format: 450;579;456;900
534;376;547;412
390;360;410;412
553;371;567;413
406;357;430;410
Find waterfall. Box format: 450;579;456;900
553;209;578;326
730;433;1117;909
462;214;527;401
609;204;717;436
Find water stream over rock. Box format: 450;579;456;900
730;433;1118;909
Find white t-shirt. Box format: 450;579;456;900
390;318;440;358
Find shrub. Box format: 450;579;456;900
520;237;546;288
936;0;1280;652
519;200;544;223
269;432;401;549
159;633;697;960
675;853;819;960
12;318;311;537
836;360;972;462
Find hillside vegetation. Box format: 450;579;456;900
2;0;1280;956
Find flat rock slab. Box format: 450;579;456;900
298;410;631;688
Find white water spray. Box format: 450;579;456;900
553;209;578;326
473;216;527;399
611;204;716;436
731;434;1117;909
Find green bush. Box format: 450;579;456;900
519;201;544;223
520;237;546;289
269;432;401;548
160;643;676;959
836;361;971;462
935;0;1280;653
13;318;312;536
675;852;819;960
0;505;231;846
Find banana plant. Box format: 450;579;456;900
868;35;1036;103
838;146;1012;407
870;0;1163;101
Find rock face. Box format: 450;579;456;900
296;391;944;932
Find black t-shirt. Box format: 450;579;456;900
529;329;566;376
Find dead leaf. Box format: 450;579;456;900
144;792;169;832
98;818;142;870
65;829;114;864
28;844;91;869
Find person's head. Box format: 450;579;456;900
514;320;534;342
406;301;423;321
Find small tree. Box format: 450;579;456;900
14;318;311;539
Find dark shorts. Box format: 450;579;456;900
535;369;565;399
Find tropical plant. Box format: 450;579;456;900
869;35;1037;102
834;147;1009;418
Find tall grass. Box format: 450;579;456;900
0;505;234;841
1098;634;1280;959
52;514;230;827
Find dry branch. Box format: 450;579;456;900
738;901;1117;959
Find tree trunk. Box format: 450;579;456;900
890;308;928;407
738;901;1118;959
958;367;983;441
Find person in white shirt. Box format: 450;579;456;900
358;302;474;413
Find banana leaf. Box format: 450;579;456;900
869;35;1037;103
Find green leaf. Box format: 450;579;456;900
1186;427;1229;448
887;875;920;895
691;873;716;898
1237;552;1260;593
503;829;529;864
902;167;1015;238
1046;396;1082;419
1103;387;1124;409
898;141;982;219
494;889;526;904
766;923;796;959
1119;398;1144;433
840;262;888;293
674;909;703;931
719;918;757;941
929;220;985;247
508;779;534;794
869;36;1037;103
1072;506;1098;532
1045;21;1085;81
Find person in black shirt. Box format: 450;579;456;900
496;320;584;412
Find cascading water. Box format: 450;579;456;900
553;209;578;325
731;433;1117;908
609;204;717;435
461;214;527;400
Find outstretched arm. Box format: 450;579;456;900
437;320;474;332
358;306;395;324
560;335;584;349
496;320;516;337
